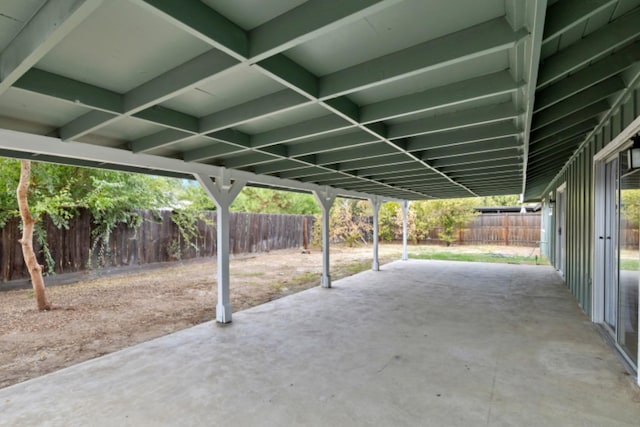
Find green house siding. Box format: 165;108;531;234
544;86;640;319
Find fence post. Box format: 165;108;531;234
504;214;510;246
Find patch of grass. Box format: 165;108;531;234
274;271;319;291
409;251;548;265
343;260;371;275
620;258;640;271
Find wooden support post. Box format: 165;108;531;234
196;170;246;324
402;200;409;261
313;187;336;288
370;197;382;271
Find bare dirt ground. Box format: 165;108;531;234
0;243;537;389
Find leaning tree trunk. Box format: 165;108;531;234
17;160;50;311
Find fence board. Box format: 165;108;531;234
1;209;314;282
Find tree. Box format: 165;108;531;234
16;160;50;310
415;199;478;246
231;187;319;214
477;194;520;206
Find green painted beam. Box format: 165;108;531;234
382;179;448;188
528;146;577;167
287;131;379;157
529;121;594;150
223;152;280;169
298;172;347;183
257;144;288;158
543;0;616;42
360;71;521;123
257;55;319;98
61;50;240;140
389;102;519;139
369;169;440;180
430;151;520;168
251;115;352;148
136;0;249;58
324;97;361;122
134;106;200;133
531;104;606;144
59;111;119;142
15;68;123;113
131;129;193;153
337;155;414;171
315;143;398;165
183;142;244;162
280;167;332;179
249;0;398;60
532;77;622;130
422;136;520;159
319;17;528;98
534;41;640;112
200;90;310;133
207;129;251;146
253;159;308;175
529;135;584;157
527;164;569;181
405;122;520;151
124;51;239;113
537;8;640;88
527;159;574;178
455;174;522;184
356;164;426;177
0;0;102;95
439;158;522;173
449;168;522;179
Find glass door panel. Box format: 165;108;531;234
604;158;618;330
618;153;639;365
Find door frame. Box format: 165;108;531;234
592;117;640;378
555;183;566;277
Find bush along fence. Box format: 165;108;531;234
377;212;542;247
0;209;315;282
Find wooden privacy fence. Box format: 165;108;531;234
421;213;542;246
0;210;314;282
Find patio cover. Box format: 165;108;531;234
0;0;637;201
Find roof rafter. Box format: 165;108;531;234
537;8;640;88
0;0;103;96
388;102;520;139
317;17;528;99
360;70;521;123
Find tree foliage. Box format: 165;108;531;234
231;187;319;215
0;159;182;270
621;189;640;226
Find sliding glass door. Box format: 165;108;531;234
600;152;639;367
618;153;639;365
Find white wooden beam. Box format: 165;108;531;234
0;128;400;202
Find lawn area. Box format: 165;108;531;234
409;244;546;265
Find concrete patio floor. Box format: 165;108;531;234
1;260;639;426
